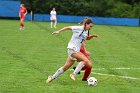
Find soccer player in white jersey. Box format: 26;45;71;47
73;18;98;81
46;18;94;83
50;8;57;28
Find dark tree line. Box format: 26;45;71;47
21;0;140;18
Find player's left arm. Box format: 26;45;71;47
86;34;98;40
24;8;28;16
19;9;21;17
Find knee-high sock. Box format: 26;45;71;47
52;67;64;80
54;20;57;27
82;67;92;80
51;22;53;28
20;23;24;28
73;62;85;76
22;23;24;28
81;66;87;70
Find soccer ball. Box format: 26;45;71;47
87;77;97;86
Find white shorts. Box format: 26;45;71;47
67;48;77;60
50;17;56;21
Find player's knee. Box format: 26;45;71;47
88;63;92;68
83;60;92;67
63;64;70;71
83;59;89;65
86;61;92;68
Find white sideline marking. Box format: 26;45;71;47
92;72;140;80
70;67;140;80
92;67;140;70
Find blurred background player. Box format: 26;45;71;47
50;8;57;28
19;4;27;30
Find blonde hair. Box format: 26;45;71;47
20;4;24;7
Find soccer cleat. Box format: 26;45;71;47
46;75;53;83
22;27;25;30
19;27;25;30
70;74;76;81
82;79;87;81
19;28;22;30
73;67;80;74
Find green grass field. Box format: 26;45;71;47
0;19;140;93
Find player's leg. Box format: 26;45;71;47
70;52;92;80
82;66;92;81
20;17;25;30
82;54;93;81
20;18;23;30
73;64;88;74
54;20;57;28
73;51;90;74
50;20;53;28
46;57;75;83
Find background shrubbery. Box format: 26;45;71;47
22;0;140;18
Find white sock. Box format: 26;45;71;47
51;22;53;28
52;67;64;79
54;20;57;28
73;62;85;76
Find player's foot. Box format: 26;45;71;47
73;67;80;74
22;27;25;30
70;74;76;81
46;75;53;83
19;27;25;30
82;79;87;81
19;27;22;30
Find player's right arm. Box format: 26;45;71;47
52;26;72;35
19;10;21;18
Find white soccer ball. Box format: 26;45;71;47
87;77;97;86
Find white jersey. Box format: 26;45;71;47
50;10;56;20
67;26;89;52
